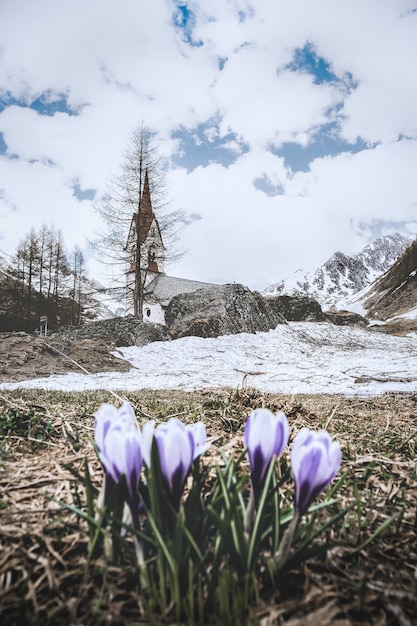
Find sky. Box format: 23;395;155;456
1;0;417;291
1;322;416;396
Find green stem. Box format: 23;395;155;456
244;487;255;536
273;509;300;571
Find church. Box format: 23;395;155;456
125;170;218;323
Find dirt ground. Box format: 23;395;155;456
0;389;416;625
0;333;131;383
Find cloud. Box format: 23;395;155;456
0;0;416;292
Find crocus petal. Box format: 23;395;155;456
244;408;289;502
154;418;195;507
94;403;118;451
245;409;289;475
187;422;210;459
94;403;143;504
100;427;126;483
291;429;341;514
123;431;143;500
94;402;137;451
141;420;155;467
156;420;194;489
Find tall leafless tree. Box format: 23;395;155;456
69;245;86;326
94;124;184;320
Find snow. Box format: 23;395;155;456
1;322;417;397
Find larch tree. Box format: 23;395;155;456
69;244;86;326
94;124;184;320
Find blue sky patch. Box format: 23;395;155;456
0;133;6;155
72;183;96;201
361;219;416;242
0;90;80;116
273;122;368;172
171;121;249;170
286;42;338;85
217;56;228;70
172;3;203;47
237;6;254;22
253;175;284;197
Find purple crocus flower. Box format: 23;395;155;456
94;402;142;506
291;428;341;515
244;408;289;501
94;402;136;453
100;427;143;502
142;418;195;509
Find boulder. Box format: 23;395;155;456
55;316;171;347
265;295;324;322
165;283;286;339
324;310;369;327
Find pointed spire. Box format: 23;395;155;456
138;168;154;244
126;166;165;276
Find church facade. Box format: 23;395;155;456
126;170;218;323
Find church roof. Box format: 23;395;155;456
144;274;220;306
129;169;163;246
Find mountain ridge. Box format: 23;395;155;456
263;233;413;311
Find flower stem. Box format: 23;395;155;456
244;487;255;535
273;509;300;571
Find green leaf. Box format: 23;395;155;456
353;510;401;554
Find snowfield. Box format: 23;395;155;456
1;322;417;396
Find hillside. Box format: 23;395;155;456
360;237;417;321
0;265;114;332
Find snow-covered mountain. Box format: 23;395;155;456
263;233;413;310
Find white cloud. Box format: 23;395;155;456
0;0;416;292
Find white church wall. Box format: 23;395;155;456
143;301;165;325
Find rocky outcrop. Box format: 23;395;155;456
324;310;369;327
264;295;324;322
56;316;171;347
165;283;286;339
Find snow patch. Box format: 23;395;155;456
1;322;416;397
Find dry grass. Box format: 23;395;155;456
0;388;416;625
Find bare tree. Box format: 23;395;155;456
13;228;39;315
51;229;68;321
37;223;50;296
69;245;86;325
94;124;184;320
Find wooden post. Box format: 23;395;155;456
40;315;48;336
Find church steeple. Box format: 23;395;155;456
126;167;165;277
138;168;155;244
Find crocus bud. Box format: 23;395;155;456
291;428;341;515
150;418;195;509
94;402;142;504
244;408;289;502
101;427;143;502
94;402;136;452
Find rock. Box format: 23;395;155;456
165;283;286;339
55;316;171;347
264;295;324;322
324;310;369;327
